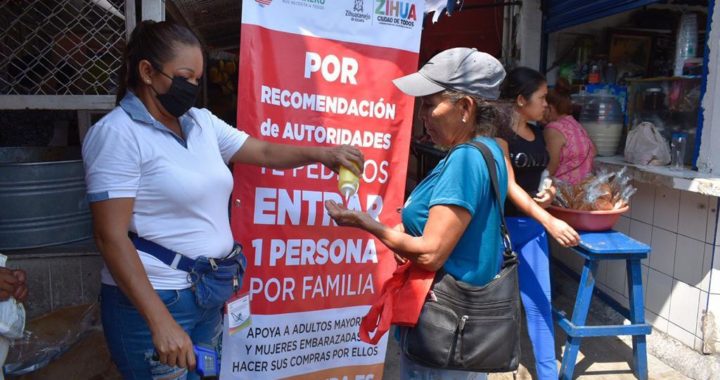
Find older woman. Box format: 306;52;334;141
327;47;508;379
327;46;573;379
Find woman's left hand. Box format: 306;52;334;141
320;145;365;175
546;218;580;247
325;200;367;228
533;185;557;209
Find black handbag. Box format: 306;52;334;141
399;140;521;373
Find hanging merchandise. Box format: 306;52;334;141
674;12;698;76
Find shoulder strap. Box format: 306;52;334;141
444;141;516;266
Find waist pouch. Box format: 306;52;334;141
129;233;247;310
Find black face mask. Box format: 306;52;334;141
151;69;199;118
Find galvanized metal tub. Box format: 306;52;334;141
0;147;91;250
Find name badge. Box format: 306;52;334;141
226;292;251;335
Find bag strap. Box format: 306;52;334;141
358;261;412;345
444;140;516;267
127;232;243;273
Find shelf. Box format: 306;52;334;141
595;156;720;197
626;76;703;82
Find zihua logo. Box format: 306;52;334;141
375;0;417;28
345;0;371;23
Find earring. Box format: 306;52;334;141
519;103;524;107
462;117;467;123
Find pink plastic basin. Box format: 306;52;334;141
547;205;630;231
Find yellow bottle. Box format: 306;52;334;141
338;163;361;202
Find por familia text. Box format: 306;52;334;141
249;272;374;302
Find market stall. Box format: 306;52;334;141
541;0;720;355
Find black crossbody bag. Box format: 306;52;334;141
399;141;521;372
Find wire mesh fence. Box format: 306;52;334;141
0;0;126;96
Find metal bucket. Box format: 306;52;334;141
0;147;91;250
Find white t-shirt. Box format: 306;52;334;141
82;92;249;289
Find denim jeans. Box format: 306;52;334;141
100;284;222;380
400;353;488;380
507;217;558;380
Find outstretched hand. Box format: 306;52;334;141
546;218;580;247
324;200;367;228
321;145;364;175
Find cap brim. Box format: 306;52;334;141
392;72;446;97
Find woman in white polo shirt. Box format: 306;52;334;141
82;20;363;379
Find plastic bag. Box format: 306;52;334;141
0;258;25;342
0;254;25;380
553;168;637;211
4;303;99;376
624;122;671;165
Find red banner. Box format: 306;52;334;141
223;1;423;378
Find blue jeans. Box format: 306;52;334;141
100;284;222;380
400;352;487;380
507;217;558;380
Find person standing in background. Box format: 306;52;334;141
544;78;595;184
499;67;571;380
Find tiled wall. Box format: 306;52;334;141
552;181;719;352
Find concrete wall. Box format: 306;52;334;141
552;182;719;353
517;0;542;69
3;240;103;319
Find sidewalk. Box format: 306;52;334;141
7;263;713;379
383;264;701;379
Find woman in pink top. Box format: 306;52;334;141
544;79;595;184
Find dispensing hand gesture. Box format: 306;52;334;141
320;145;364;175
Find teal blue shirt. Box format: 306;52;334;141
402;137;508;286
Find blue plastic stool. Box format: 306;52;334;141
553;231;652;380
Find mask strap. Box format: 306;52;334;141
147;62;179;97
149;61;176;81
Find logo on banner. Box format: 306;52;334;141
345;0;371;23
255;0;272;6
354;0;364;11
375;0;417;28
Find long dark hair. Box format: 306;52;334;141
497;67;546;140
116;21;202;104
500;67;546;103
